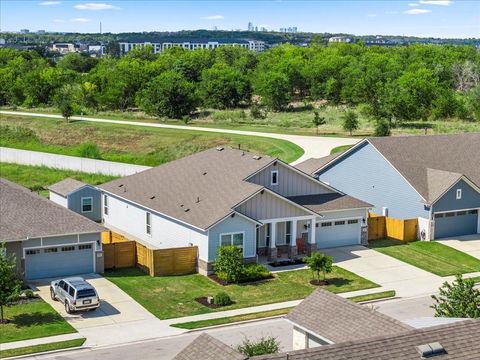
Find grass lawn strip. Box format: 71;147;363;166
347;290;396;303
370;239;480;276
105;267;378;320
330;145;353;155
2;299;76;343
0;338;85;359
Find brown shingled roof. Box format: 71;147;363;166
294;153;341;176
47;178;88;197
288;193;372;212
173;333;246;360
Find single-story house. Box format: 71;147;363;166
1;178;106;280
98;147;371;274
48;178;102;222
296;133;480;240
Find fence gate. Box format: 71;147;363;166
103;241;136;269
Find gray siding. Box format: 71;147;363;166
318;142;429;219
236;191;311;221
5;241;23;275
67;186;102;222
432;179;480;213
249;162;330;197
208;214;256;262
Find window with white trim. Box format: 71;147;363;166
285;221;292;245
146;212;152;235
271;170;278;186
26;249;40;255
103;194;109;215
265;224;271;247
219;232;244;252
81;197;93;213
456;189;462;200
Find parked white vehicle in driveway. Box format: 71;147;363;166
50;277;100;313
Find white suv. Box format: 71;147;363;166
50;277;100;313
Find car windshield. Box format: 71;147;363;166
76;289;96;298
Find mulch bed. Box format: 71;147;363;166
268;259;305;267
195;297;223;309
310;279;329;286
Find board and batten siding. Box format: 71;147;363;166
207;214;257;262
248;162;330;197
432;179;480;213
318;142;429;219
236;190;311;221
49;191;68;208
102;193;209;261
67;187;102;222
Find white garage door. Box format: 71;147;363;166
25;244;94;280
316;219;361;249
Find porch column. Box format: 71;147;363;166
268;222;277;260
308;217;317;255
289;220;298;259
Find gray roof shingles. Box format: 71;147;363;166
47;178;88;197
288;193;372;212
173;333;246;360
0;178;105;242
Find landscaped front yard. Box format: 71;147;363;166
370;239;480;276
105;266;379;319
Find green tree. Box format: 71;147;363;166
304;252;333;282
237;336;280;356
0;244;22;324
105;41;121;58
312;111;326;135
214;246;244;284
255;71;291;111
136;70;198;119
342;110;359;136
54;84;78;122
431;274;480;318
374;119;391;137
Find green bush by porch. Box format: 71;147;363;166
105;266;379;320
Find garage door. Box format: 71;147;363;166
434;210;479;239
316;219;361;249
25;244;94;280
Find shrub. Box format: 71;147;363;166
304;252;333;282
237;336;280;356
240;264;272;282
250;100;267;119
76;142;102;159
374;119;391;137
213;292;232;306
214;246;244;283
0;125;38;143
24;289;35;299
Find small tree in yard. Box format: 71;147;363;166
304;252;333;283
312;111;326;135
214;246;244;283
431;274;480;318
54;84;76;122
342;110;359;136
0;244;22;324
237;336;280;356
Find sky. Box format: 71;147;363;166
1;0;479;38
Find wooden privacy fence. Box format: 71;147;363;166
103;241;137;269
101;231;130;244
368;214;418;242
136;242;198;276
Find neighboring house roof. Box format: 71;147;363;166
173;333;246;360
0;178;105;242
47;178;88;197
288;193;372;212
286;289;411;344
294;153;341;176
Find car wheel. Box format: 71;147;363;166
65;301;72;314
50;289;57;301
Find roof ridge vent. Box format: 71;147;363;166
253;155;262;160
216;146;224;151
150;196;156;200
203;171;207;176
416;342;446;358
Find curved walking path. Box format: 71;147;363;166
0;110;359;165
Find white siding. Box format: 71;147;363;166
292;327;307;350
49;191;68;208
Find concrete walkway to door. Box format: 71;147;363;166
437;234;480;260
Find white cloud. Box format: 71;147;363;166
39;1;61;5
408;3;420;6
71;17;91;22
74;3;119;10
53;19;65;23
404;8;432;14
419;0;453;5
202;15;224;20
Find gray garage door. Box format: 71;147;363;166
25;244;94;280
434;210;479;239
316;219;361;249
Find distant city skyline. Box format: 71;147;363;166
1;1;479;38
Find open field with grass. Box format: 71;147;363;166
0;163;117;197
0;338;85;359
105;267;379;319
0;114;303;166
2;299;76;343
370;239;480;276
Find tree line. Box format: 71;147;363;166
1;43;479;125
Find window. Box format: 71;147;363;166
285;222;292;245
321;222;332;227
271;170;278;186
68;286;75;297
44;247;58;253
457;211;467;216
469;209;478;215
62;246;75;252
456;189;462;200
79;244;92;250
334;221;346;226
219;232;244;252
26;249;40;255
146;212;152;235
81;197;93;213
445;212;455;217
348;219;359;225
265;224;271;247
435;213;444;218
103;194;109;215
77;289;96;299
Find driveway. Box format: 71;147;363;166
322;245;445;298
437;234;480;260
29;274;185;347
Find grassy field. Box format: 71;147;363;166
0;114;303;165
0;162;117;197
2;299;76;343
105;267;379;319
370;239;480;276
0;338;85;359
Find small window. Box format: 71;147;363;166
334;221;346;226
79;244;92;250
44;247;58;253
348;219;359;225
81;197;93;213
68;286;75;297
321;222;332;227
271;170;278;186
62;246;75;252
456;189;462;200
146;212;152;235
232;233;244;248
26;249;40;255
434;213;444;218
220;234;231;247
445;212;455;217
457;211;467;216
285;221;292;245
469;209;478;215
220;232;244;252
103;194;109;215
58;280;66;289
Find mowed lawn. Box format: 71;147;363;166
370;239;480;276
105;267;379;319
0;115;303;165
2;299;76;343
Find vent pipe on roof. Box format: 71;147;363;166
416;342;446;358
196;196;200;203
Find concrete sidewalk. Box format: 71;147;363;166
1;333;84;351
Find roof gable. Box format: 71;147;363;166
48;178;89;197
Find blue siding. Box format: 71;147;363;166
432;179;480;213
317;142;428;219
68;187;102;222
208;214;256;262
